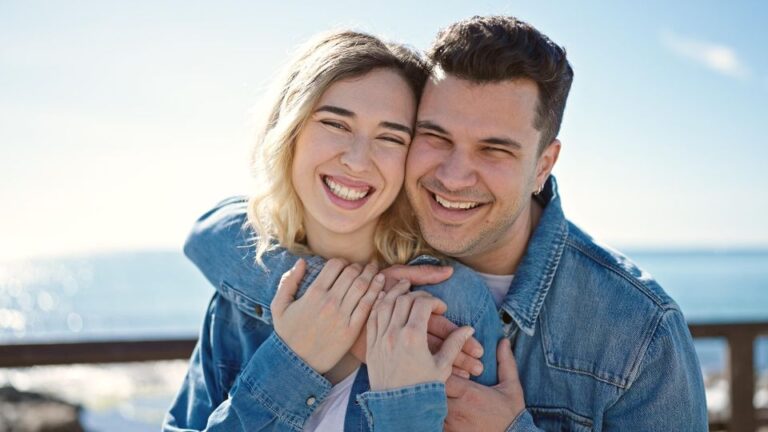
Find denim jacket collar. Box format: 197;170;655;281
500;175;569;336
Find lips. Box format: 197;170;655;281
433;193;481;210
424;188;488;224
323;175;373;200
321;175;375;210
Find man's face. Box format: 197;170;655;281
405;74;558;265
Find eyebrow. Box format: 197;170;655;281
315;105;413;136
417;120;522;150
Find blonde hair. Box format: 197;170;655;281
246;30;431;266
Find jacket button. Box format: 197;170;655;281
500;311;513;324
306;396;317;406
254;304;264;317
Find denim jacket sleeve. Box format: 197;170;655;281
504;309;706;432
163;293;333;431
600;309;708;431
356;382;448;431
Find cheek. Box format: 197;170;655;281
374;147;407;190
405;141;435;177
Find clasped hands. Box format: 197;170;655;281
271;258;525;431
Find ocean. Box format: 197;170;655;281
1;249;767;429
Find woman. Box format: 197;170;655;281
164;30;502;431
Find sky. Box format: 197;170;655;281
1;0;767;261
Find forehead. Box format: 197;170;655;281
317;69;415;121
418;75;541;144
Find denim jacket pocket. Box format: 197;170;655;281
219;280;273;325
528;407;593;432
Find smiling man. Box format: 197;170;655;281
407;16;708;431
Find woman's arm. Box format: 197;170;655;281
164;293;333;431
164;260;386;431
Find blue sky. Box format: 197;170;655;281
1;1;767;260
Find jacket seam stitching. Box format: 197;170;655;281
564;239;674;311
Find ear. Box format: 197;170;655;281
535;139;561;188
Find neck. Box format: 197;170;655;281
460;199;543;275
303;218;377;264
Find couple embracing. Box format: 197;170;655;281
164;15;707;432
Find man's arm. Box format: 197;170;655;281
602;309;708;430
444;310;707;431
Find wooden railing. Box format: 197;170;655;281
1;322;767;431
689;322;768;432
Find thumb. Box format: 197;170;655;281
435;326;475;372
496;338;521;390
272;258;306;315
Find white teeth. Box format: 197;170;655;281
324;177;370;201
434;194;480;210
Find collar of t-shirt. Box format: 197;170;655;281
477;272;515;309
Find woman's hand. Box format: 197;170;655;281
347;264;485;379
271;258;385;375
365;285;476;391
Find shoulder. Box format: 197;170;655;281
560;221;679;312
538;221;690;389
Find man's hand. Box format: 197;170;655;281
348;264;485;378
444;338;525;432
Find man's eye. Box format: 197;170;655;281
379;136;406;145
484;147;512;156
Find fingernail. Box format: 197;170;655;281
472;365;483;375
473;347;484;357
374;273;385;283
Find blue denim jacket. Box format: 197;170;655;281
163;197;503;431
498;176;707;432
166;174;708;431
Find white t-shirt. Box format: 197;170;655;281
303;367;359;432
477;272;515;308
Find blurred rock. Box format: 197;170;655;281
0;386;83;432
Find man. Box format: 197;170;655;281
404;15;707;431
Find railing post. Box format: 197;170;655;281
728;332;756;432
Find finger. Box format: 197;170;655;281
406;296;447;334
328;262;363;304
496;338;521;388
272;259;306;315
366;294;380;357
435;326;475;372
340;262;378;316
445;374;471;398
452;366;470;380
428;315;484;358
429;334;485;377
307;258;348;295
349;272;385;328
382;264;453;286
375;290;396;339
389;293;416;329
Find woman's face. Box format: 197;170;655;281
291;68;416;244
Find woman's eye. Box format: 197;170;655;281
321;120;348;131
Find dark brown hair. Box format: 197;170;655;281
429;16;574;150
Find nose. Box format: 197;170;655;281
434;147;476;191
339;136;373;173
